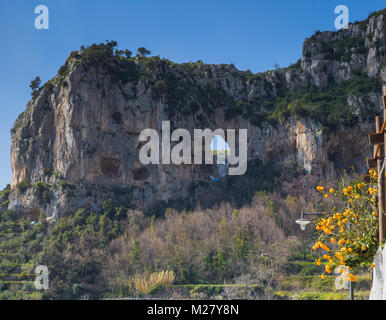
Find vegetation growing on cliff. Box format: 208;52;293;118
39;37;381;130
266;74;381;128
29;76;41;99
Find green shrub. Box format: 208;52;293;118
152;80;167;98
0;200;10;208
16;180;30;193
32;182;52;204
29;76;41;99
0;185;10;198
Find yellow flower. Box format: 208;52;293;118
372;211;377;216
329;188;335;194
316;260;321;266
312;243;319;250
330;237;336;244
349;274;357;282
347;186;353;192
369;169;374;175
321;274;326;279
338;239;345;246
343;218;348;224
355;195;360;199
371;263;375;268
324;194;329;198
348;248;353;252
319;186;324;191
325;265;331;273
357;183;362;189
361;245;366;251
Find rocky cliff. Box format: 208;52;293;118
4;10;386;219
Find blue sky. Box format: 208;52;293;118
0;0;385;189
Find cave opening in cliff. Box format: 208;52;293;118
210;135;230;178
101;157;122;178
132;167;150;181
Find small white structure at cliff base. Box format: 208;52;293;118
370;245;386;300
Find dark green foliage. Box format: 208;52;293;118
29;77;41;98
57;64;71;87
10;111;25;135
38;203;133;298
164;74;234;118
233;74;381;129
356;8;386;30
58;65;69;78
16;180;30;193
329;37;366;62
69;51;81;60
32;182;52;204
0;210;48;299
268;74;381;128
137;47;151;57
58;179;76;190
0;185;10;199
0;200;9;208
153;159;280;215
225;100;249;119
152;80;167;99
114;58;138;84
222;159;280;207
82;40;118;64
124;49;132;58
1;209;19;222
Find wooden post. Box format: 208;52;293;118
381;86;386;244
376;116;385;244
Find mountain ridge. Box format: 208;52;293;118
3;8;385;219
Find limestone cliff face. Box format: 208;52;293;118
6;12;386;219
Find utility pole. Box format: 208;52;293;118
376;115;385;243
382;85;386;244
367;86;386;245
347;220;354;300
